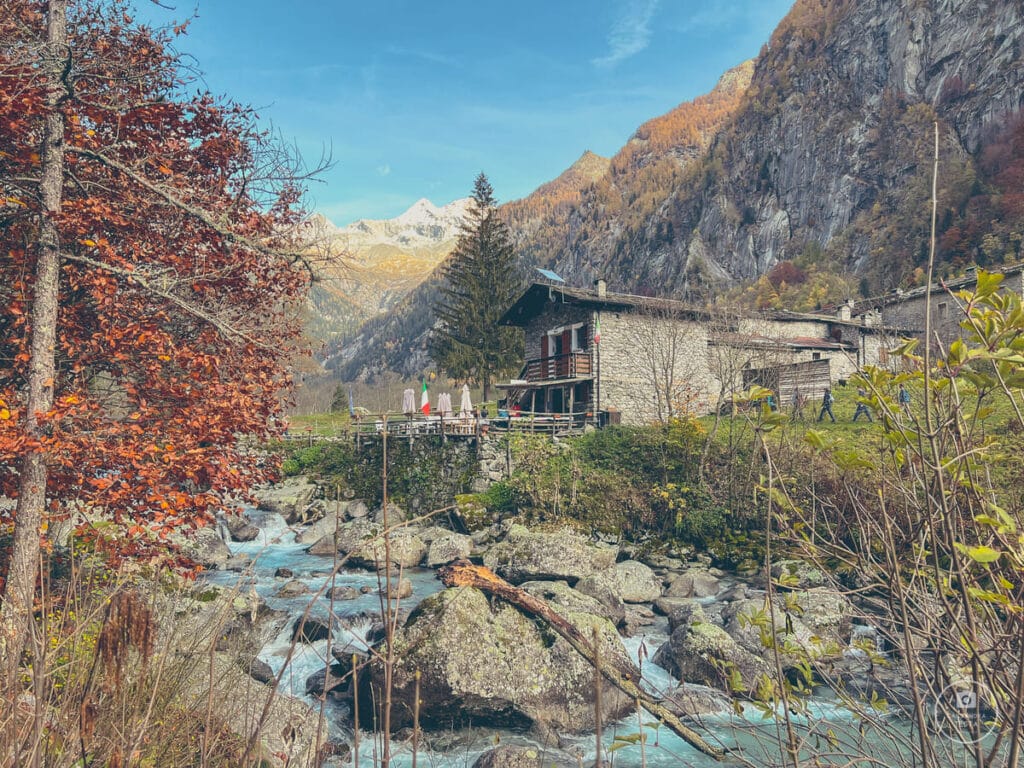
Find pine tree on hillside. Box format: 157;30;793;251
430;173;524;400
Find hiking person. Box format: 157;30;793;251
818;387;836;423
853;386;873;422
791;387;805;421
898;383;911;415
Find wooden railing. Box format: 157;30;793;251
523;351;593;381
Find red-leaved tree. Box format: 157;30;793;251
0;0;318;678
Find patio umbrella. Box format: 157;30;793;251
401;388;415;416
438;392;452;417
459;384;473;419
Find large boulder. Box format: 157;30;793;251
519;580;625;628
295;509;348;545
223;513;260;542
255;477;317;522
185;526;232;569
722;593;850;667
426;530;474;567
664;568;721;599
590;560;662;603
472;745;576;768
770;559;828;590
652;603;770;696
483;525;618;585
369;586;637;734
308;519;426;569
661;683;734;718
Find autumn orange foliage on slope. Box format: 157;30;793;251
0;0;312;570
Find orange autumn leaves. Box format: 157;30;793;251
0;1;312;568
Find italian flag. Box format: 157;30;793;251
594;315;601;345
420;380;430;415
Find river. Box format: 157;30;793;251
203;508;939;767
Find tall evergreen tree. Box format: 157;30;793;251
430;173;524;400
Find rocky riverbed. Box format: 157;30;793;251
189;477;910;767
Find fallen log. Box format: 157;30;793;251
438;560;731;762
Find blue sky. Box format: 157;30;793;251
141;1;794;225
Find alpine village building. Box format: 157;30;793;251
496;278;907;426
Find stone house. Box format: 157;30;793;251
860;264;1024;351
497;280;904;425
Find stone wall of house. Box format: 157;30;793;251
596;311;719;424
879;267;1024;350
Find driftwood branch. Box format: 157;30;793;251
437;560;730;761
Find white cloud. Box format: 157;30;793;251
592;0;660;69
376;164;392;176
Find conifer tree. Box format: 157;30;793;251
430;173;524;400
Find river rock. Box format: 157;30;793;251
276;579;310;598
274;567;294;579
244;656;275;685
426;530;473;567
305;664;348;697
224;512;260;542
722;595;848;666
472;745;576;768
295;512;346;545
665;568;721;599
661;683;734;717
256;477;317;521
770;559;828;590
608;560;662;603
293;615;332;644
483;525;618;585
185;526;232;569
372;501;407;524
326;586;360;601
573;577;627;628
368;586;637;733
520;580;625;627
652;603;770;696
223;553;250;571
653;596;694;619
347;499;370;519
310;519;427;569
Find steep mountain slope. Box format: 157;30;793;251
308;198;471;355
544;0;1024;296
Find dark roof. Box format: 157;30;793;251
853;262;1024;314
711;332;856;352
500;282;904;334
499;283;706;326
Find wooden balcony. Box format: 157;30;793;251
523;351;593;381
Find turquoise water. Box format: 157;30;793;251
206;511;994;767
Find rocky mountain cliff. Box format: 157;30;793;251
546;0;1024;296
331;0;1024;382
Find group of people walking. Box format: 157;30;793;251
787;384;911;423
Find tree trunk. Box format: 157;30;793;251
1;0;66;684
437;561;730;762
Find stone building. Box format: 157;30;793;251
497;280;904;425
861;264;1024;351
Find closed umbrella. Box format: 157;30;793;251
459;384;473;420
401;388;415;416
438;392;452;417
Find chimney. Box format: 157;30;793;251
594;278;607;298
837;299;852;322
